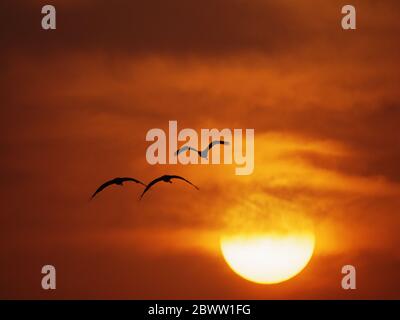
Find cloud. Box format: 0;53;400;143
0;0;316;58
1;0;400;298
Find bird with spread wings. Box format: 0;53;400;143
140;175;199;199
175;140;229;159
91;177;147;199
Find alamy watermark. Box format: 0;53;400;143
145;121;255;175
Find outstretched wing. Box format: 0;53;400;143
120;177;147;187
140;176;165;199
170;175;199;190
175;145;190;156
175;145;199;156
91;179;117;199
208;140;229;150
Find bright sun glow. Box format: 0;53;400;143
220;233;315;284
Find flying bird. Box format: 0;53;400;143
140;175;199;199
175;140;229;159
91;177;147;199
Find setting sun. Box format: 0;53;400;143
220;233;315;284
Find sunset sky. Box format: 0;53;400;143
1;0;399;299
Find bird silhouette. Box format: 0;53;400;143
175;140;229;159
140;175;199;199
91;177;147;199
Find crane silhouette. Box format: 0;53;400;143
140;175;199;199
91;177;147;199
175;140;229;159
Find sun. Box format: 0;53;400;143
220;233;315;284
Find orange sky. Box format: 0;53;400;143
1;0;400;299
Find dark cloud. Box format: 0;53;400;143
1;0;399;59
257;103;400;182
0;0;316;57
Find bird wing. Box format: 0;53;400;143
120;177;147;187
175;145;190;156
170;175;199;190
208;140;229;150
140;176;165;199
201;140;229;157
91;179;117;199
175;145;199;156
